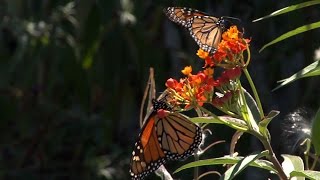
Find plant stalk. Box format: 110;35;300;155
193;107;203;180
257;134;287;180
310;155;319;170
243;68;264;119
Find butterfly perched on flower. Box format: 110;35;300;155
164;7;234;54
129;98;202;180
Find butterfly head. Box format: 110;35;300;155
220;16;241;31
152;99;172;112
218;18;232;31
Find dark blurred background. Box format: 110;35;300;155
0;0;319;179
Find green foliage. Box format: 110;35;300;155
0;0;319;179
174;151;276;174
311;107;320;156
273;60;320;90
291;170;320;180
281;155;304;180
259;21;320;52
220;151;269;180
0;1;127;179
253;0;320;22
254;0;320;53
258;110;279;141
190;116;248;131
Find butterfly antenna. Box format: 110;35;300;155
222;16;242;22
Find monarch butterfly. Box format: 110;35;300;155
164;7;232;54
129;99;202;180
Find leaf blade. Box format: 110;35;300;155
281;154;304;180
190;116;248;131
260;21;320;52
253;0;320;22
174;153;277;174
219;151;269;180
273;60;320;91
290;170;320;180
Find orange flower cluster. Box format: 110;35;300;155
165;26;248;110
197;26;250;68
165;66;216;109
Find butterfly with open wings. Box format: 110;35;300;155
164;7;233;54
129;98;202;180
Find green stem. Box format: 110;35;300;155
255;133;288;180
243;68;264;119
193;107;203;180
211;103;240;118
301;138;311;170
194;151;199;180
305;153;310;170
198;106;248;131
310;155;319;170
244;42;251;67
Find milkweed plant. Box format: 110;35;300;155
146;2;320;179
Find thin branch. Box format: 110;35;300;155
201;140;225;154
198;171;221;179
139;68;155;127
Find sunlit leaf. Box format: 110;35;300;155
273;60;320;91
190;116;248;131
281;154;304;180
253;0;320;22
258;110;280;140
291;170;320;180
174;152;277;174
219;151;269;180
239;88;259;132
260;21;320;52
242;88;260;122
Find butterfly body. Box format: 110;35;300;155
130;100;202;180
164;7;231;54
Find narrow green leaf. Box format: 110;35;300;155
291;170;320;180
311;107;320;155
242;88;261;122
239;88;259;132
190;116;248;131
258;110;280;140
260;21;320;52
174;153;277;174
219;151;269;180
253;0;320;22
273;60;320;91
281;154;304;180
81;3;102;69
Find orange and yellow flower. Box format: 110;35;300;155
165;66;216;109
196;49;209;59
181;66;193;76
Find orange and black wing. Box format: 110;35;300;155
155;112;202;160
164;7;209;28
130;114;166;180
164;7;225;54
130;100;202;180
189;16;222;53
